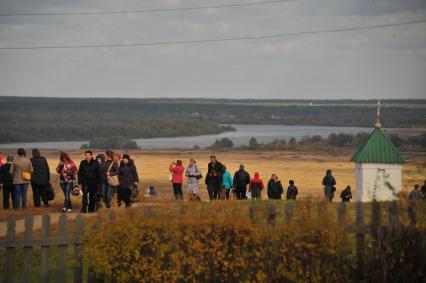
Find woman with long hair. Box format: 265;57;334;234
56;152;78;212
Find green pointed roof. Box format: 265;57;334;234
351;127;405;164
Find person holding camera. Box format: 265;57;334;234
267;174;284;200
169;160;185;200
205;155;225;201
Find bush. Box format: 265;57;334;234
82;202;350;282
210;138;234;148
86;136;139;149
249;137;259;150
82;201;426;283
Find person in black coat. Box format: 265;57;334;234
267;174;284;200
322;169;336;201
30;149;50;207
0;156;16;209
286;180;298;200
78;150;101;213
340;186;352;202
233;164;251;200
118;154;139;207
205;155;225;201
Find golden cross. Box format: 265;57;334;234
375;98;382;128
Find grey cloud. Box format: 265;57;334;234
0;0;425;99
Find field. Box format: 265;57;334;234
0;149;425;218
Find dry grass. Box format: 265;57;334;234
0;149;425;219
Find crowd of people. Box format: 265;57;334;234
169;155;357;202
0;149;139;212
1;150;425;211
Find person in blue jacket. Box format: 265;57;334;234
222;166;234;200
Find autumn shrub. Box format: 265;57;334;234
82;201;425;283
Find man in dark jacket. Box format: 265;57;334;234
205;155;225;200
286;180;298;200
118;154;139;207
267;174;284;200
30;149;50;207
233;164;250;200
340;185;352;202
0;156;16;209
78;150;101;213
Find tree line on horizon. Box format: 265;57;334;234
0;97;425;143
210;132;426;152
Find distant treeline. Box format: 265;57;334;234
210;132;426;152
81;136;139;150
0;97;425;143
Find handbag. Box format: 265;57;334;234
22;171;31;181
46;183;55;201
195;165;203;179
107;162;120;187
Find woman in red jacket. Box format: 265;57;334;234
169;160;185;200
249;172;264;199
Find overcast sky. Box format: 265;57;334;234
0;0;425;99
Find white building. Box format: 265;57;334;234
351;104;405;202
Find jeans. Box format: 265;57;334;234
2;185;16;209
31;182;49;207
13;183;29;209
101;182;114;208
251;187;261;199
235;184;247;200
172;183;183;200
81;185;97;213
225;189;231;199
118;187;131;207
60;182;73;209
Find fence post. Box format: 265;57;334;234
41;214;51;283
337;202;346;225
355;202;365;280
388;201;399;230
407;202;416;227
248;205;255;221
5;215;16;283
23;215;34;283
57;214;67;283
74;215;84;283
284;202;293;222
267;204;277;227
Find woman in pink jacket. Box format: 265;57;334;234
169;160;185;200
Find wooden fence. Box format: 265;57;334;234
0;201;420;283
0;214;85;283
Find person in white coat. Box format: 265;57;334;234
185;158;202;200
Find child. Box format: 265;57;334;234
249;172;264;199
340;186;352;202
286;180;298;200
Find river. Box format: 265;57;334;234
0;124;385;150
